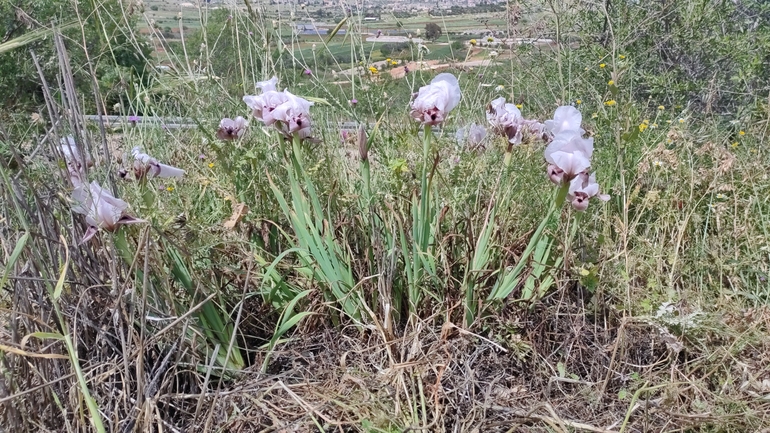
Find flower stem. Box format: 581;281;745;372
503;142;514;167
291;134;304;174
555;181;570;209
422;125;432;181
408;124;434;315
419;124;432;251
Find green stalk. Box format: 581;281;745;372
503;151;512;167
409;124;434;314
487;181;570;301
419;124;432;251
554;180;570;209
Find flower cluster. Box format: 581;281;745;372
243;76;314;139
57;137;188;242
543;106;609;211
486;97;545;146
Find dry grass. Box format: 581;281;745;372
4;281;769;431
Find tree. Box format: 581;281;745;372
425;22;441;41
0;0;150;112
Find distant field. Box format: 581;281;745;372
138;1;511;40
137;1;520;69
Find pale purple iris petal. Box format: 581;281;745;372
551;151;591;178
270;90;314;139
544;105;584;136
217;116;248;140
59;136;93;186
456;123;488;150
410;73;461;126
567;173;609;211
256;76;279;93
132;146;185;179
547;164;564;185
243;91;290;125
72;181;145;242
544;132;594;163
487;97;542;144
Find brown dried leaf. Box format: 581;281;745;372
223;203;249;230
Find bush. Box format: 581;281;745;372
577;0;770;112
0;0;150;112
425;22;442;41
380;42;410;57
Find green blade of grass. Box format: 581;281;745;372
0;232;29;291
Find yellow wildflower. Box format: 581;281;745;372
369;66;378;74
591;112;598;119
608;79;615;86
599;63;606;68
386;58;391;62
208;162;214;168
731;142;739;149
516;104;523;109
678;118;685;124
487;36;494;42
576;99;582;105
469;39;477;45
658;105;665;110
643;119;650;124
639;123;648;132
604;100;617;106
739;130;745;136
166;186;174;192
619;54;626;59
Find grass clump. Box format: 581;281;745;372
1;0;769;431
